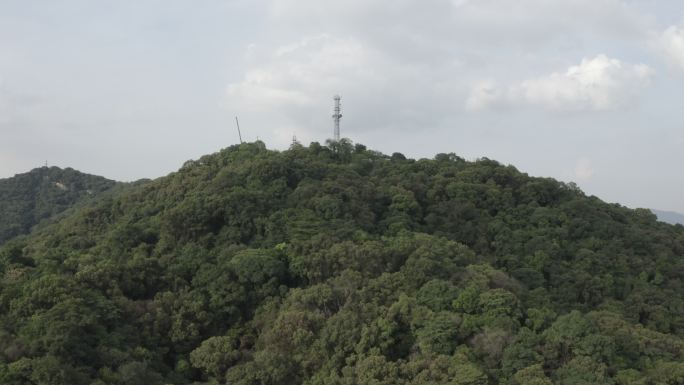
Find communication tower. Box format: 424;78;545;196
235;116;243;144
332;95;342;141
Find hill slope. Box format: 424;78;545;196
0;141;683;385
0;167;118;244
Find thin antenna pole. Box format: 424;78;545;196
332;95;342;141
235;116;243;144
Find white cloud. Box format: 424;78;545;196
268;0;647;49
657;25;684;71
573;157;595;181
467;55;654;111
225;35;388;144
224;33;464;144
222;0;656;146
227;35;376;111
466;80;505;111
229;0;653;142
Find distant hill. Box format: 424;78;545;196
652;209;684;225
0;166;117;243
1;141;683;384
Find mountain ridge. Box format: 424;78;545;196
0;141;682;384
0;166;118;244
652;208;684;226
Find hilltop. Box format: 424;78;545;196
0;140;682;384
0;167;118;244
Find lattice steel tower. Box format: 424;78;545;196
332;95;342;141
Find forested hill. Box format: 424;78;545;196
0;166;118;244
1;140;683;385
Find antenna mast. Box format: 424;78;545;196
235;116;243;144
332;95;342;141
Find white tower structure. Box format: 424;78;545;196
332;95;342;141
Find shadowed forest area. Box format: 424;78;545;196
0;167;117;244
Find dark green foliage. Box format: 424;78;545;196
0;166;118;244
0;141;683;384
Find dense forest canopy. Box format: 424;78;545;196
0;167;117;245
1;140;683;384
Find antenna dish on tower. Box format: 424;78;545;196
332;95;342;141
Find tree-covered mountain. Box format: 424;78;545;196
1;141;683;384
0;166;118;244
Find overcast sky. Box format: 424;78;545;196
1;0;684;212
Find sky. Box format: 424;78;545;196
1;0;684;212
